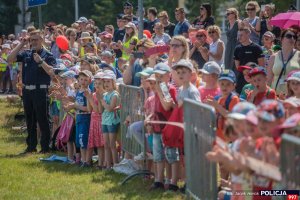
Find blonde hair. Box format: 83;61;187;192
245;1;260;12
226;8;239;19
170;35;189;60
207;25;221;38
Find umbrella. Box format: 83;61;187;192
270;12;300;29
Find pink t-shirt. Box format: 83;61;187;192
198;86;221;102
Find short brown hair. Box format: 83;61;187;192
158;11;169;18
175;8;185;13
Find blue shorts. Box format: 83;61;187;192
165;147;180;164
152;133;164;162
102;123;119;133
75;114;91;149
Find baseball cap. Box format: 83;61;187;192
99;62;114;70
80;55;95;64
256;100;285;122
228;102;256;120
94;71;105;79
136;67;154;77
60;53;72;61
103;33;113;39
283;97;300;108
78;70;93;79
116;13;124;19
60;70;76;79
172;59;193;71
100;50;114;58
286;71;300;82
102;70;116;81
125;22;136;29
237;65;252;73
279;113;300;130
146;74;156;81
76;16;88;23
263;31;275;40
200;61;221;75
218;69;236;83
153;63;171;74
245;110;258;125
2;44;11;50
248;67;267;77
124;1;133;7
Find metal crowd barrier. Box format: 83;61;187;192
184;99;218;200
280;134;300;190
119;84;144;156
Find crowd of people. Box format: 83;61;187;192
1;1;300;198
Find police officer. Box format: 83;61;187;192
8;29;56;154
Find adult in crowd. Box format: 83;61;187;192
173;8;190;38
123;1;137;22
268;29;300;95
157;11;175;37
255;3;280;45
7;30;56;153
113;14;126;58
76;16;89;40
234;27;264;94
152;22;171;45
190;30;210;69
243;1;260;45
191;3;215;30
119;22;138;61
296;31;300;51
66;28;79;57
123;38;157;86
207;25;224;66
224;8;242;70
146;7;159;33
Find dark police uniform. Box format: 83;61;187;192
17;48;56;152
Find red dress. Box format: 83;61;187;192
88;93;104;148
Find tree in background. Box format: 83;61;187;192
0;0;19;35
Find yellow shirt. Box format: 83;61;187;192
121;36;138;60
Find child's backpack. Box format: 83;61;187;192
56;113;75;151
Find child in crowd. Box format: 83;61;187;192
286;70;300;99
207;70;240;141
283;97;300;118
238;62;258;100
85;72;105;168
198;61;221;102
101;70;120;169
151;62;177;190
247;67;276;105
74;70;93;166
163;59;200;191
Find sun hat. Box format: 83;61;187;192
286;71;300;82
218;69;236;83
78;70;93;79
172;59;193;71
102;70;116;81
227;102;256;120
94;71;105;79
80;32;92;40
125;22;136;29
146;74;156;81
200;61;221;75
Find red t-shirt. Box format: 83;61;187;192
198;86;221;102
153;84;177;133
247;87;276;106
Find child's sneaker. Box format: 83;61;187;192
134;152;145;161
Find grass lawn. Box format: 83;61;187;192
0;99;184;200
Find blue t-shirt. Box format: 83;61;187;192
131;59;143;86
75;90;88;114
174;19;190;36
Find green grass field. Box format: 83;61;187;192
0;99;183;200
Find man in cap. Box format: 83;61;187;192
7;29;57;154
123;2;137;21
0;44;11;93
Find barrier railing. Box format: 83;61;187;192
280;134;300;190
184;99;218;200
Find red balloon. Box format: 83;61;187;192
56;35;69;51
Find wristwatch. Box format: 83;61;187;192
37;60;44;67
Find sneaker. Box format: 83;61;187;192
149;182;165;191
38;149;50;154
168;184;179;192
134;152;145;161
80;162;91;168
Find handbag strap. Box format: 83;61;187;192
275;50;296;91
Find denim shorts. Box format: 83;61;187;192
75;114;91;149
165;147;180;164
102;123;119;133
152;133;164;162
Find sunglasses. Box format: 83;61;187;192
226;12;234;16
246;8;256;11
285;33;297;40
170;44;183;48
196;35;206;38
208;31;216;34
